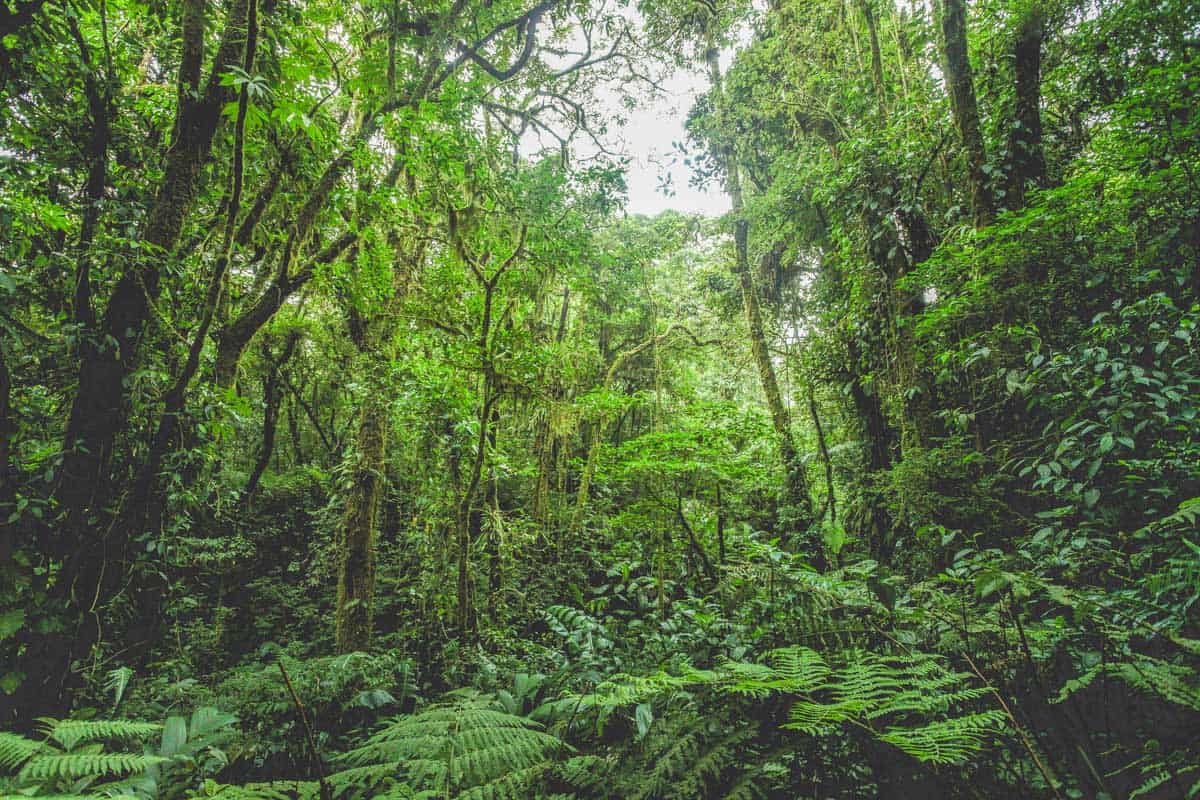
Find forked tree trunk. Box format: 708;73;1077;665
55;0;250;534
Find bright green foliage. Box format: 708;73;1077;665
0;718;163;797
0;709;238;799
329;690;567;799
1;0;1199;796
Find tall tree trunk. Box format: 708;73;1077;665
333;216;422;653
808;385;836;525
45;0;251;694
335;391;388;653
857;0;887;117
124;0;260;538
0;345;12;514
533;287;569;525
715;481;725;565
287;392;304;464
243;332;299;504
845;334;898;563
55;0;249;532
1006;8;1045;212
484;404;502;621
938;0;993;227
456;389;497;637
704;41;818;564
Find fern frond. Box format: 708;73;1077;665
456;762;552;800
17;752;169;781
39;719;161;751
877;711;1006;765
0;730;46;770
327;692;566;799
203;780;322;799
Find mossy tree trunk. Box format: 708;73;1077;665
704;39;819;565
335;374;390;654
938;0;993;227
1006;8;1046;213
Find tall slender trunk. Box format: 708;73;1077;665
1006;8;1045;213
533;287;569;525
715;482;725;565
243;332;299;504
857;0;887;117
808;386;836;524
335;391;388;653
0;346;12;514
484;404;502;621
287;392;304;464
456;389;497;637
937;0;993;227
845;334;898;563
704;40;818;563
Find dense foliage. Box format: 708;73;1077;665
2;0;1198;797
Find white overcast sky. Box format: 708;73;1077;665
612;67;731;217
530;12;742;218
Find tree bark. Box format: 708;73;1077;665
705;40;818;563
335;392;388;653
55;0;249;534
938;0;993;227
715;481;725;565
46;0;251;689
243;332;300;504
845;334;898;563
857;0;887;117
0;346;12;512
533;286;569;525
1005;8;1045;212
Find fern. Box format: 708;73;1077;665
876;711;1007;765
1;710;240;799
1128;762;1200;799
199;780;324;799
40;719;162;752
1054;653;1200;711
328;690;568;799
0;717;163;798
0;731;45;770
566;643;1004;781
17;752;169;782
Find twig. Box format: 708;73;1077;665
962;651;1065;800
277;659;333;800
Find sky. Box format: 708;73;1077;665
613;68;731;218
529;10;740;219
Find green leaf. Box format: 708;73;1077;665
0;608;24;641
974;570;1010;600
634;702;653;739
161;716;187;758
